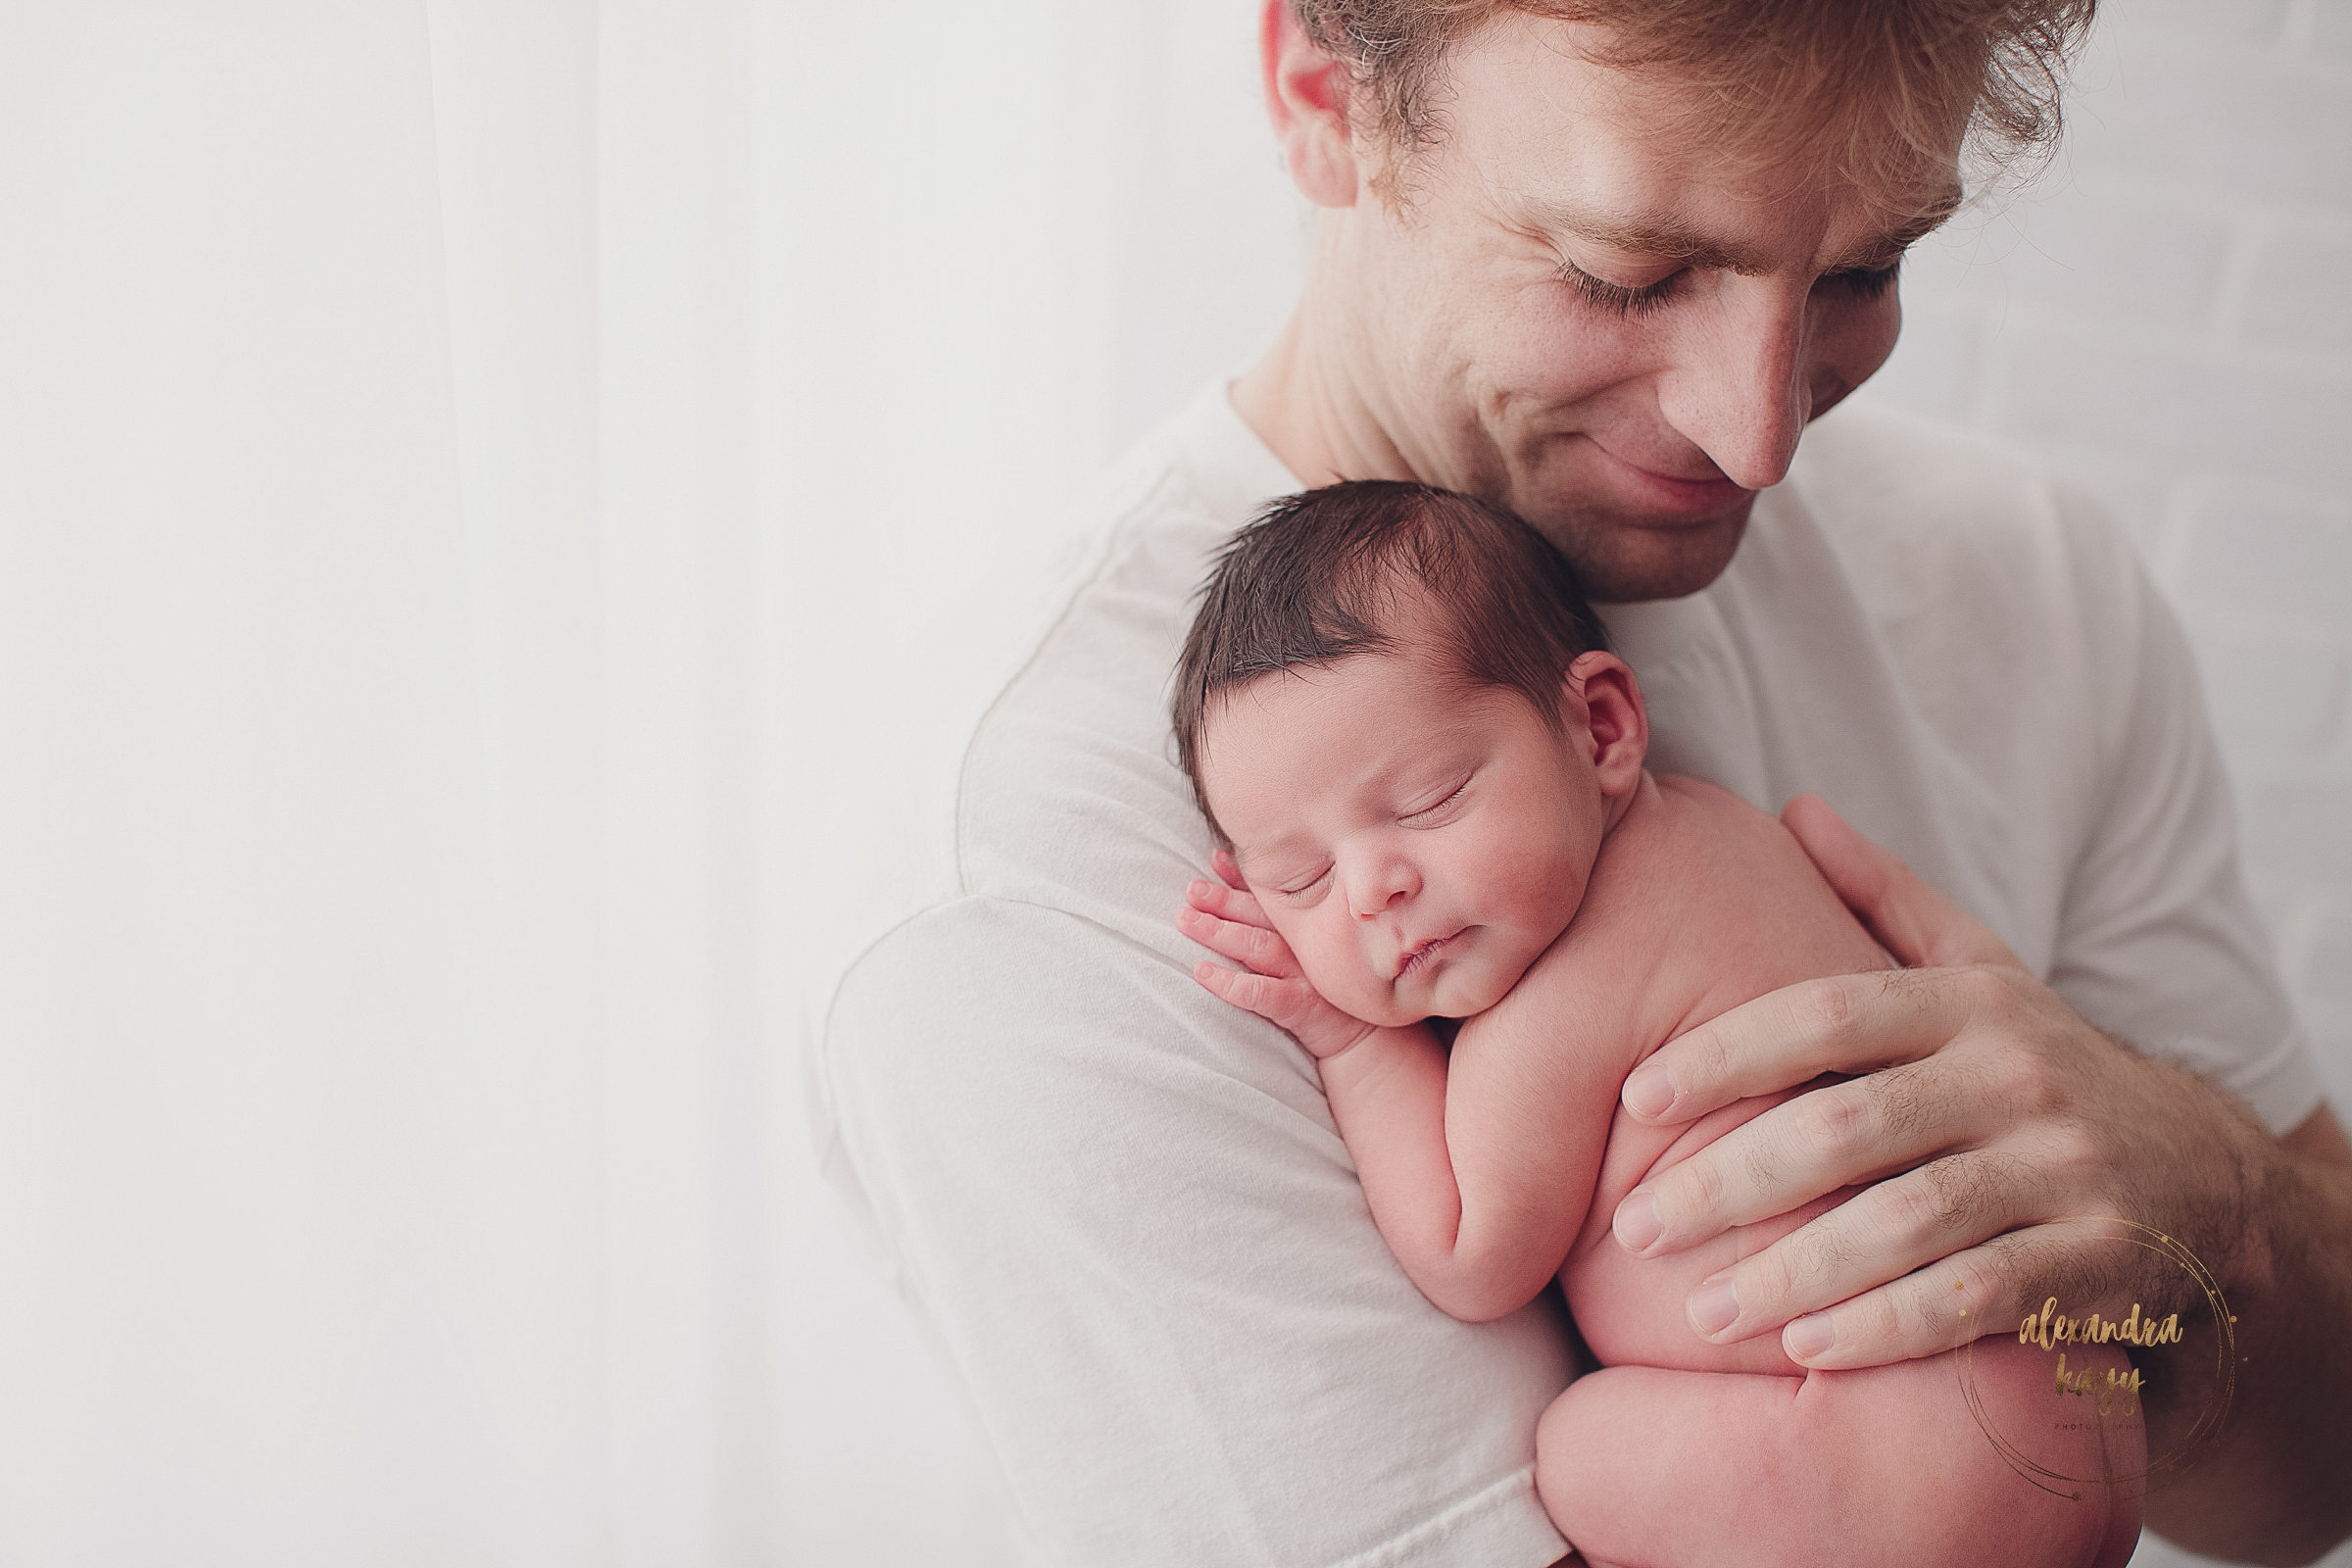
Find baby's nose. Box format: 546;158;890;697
1348;861;1419;918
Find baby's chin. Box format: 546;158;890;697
1318;979;1438;1032
1341;972;1516;1031
1417;953;1542;1024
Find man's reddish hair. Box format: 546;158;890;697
1291;0;2097;199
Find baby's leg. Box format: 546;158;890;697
1537;1339;2143;1568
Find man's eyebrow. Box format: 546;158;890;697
1525;186;1964;275
1838;190;1965;268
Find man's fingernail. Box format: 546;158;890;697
1622;1061;1674;1118
1689;1275;1740;1337
1786;1313;1836;1360
1614;1191;1663;1252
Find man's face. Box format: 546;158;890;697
1196;643;1607;1028
1307;16;1961;600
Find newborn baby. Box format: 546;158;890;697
1171;480;2142;1568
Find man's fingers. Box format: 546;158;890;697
1665;1150;2043;1344
1176;903;1300;977
1616;1063;2010;1258
1781;794;2013;971
1765;1216;2168;1370
1622;966;1977;1126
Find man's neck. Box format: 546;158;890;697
1231;296;1418;491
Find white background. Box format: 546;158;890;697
0;1;2343;1564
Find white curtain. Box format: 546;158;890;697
0;2;1294;1563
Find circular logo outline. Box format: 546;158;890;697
1954;1218;2235;1502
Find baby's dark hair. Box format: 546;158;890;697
1173;479;1610;838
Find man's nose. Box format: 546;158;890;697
1656;281;1813;492
1346;853;1419;919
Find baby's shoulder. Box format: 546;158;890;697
1650;771;1768;822
1632;773;1815;882
1595;773;1888;1000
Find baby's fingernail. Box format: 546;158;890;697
1613;1191;1663;1252
1786;1313;1837;1360
1622;1061;1675;1119
1688;1275;1740;1337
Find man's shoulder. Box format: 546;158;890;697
808;384;1298;1026
1779;396;2147;645
1789;396;2096;547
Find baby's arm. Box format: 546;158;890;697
1181;872;1618;1323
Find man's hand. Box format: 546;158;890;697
1606;794;2278;1371
1179;851;1377;1061
1606;796;2352;1562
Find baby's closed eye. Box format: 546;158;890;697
1273;862;1334;901
1399;775;1474;826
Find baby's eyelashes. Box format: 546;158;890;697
1273;864;1334;901
1397;775;1474;827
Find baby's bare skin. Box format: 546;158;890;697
1497;768;1884;1377
1516;779;2139;1567
1185;647;2143;1566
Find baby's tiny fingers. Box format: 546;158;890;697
1187;877;1275;930
1176;905;1301;977
1194;959;1295;1018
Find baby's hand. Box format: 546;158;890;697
1177;853;1376;1062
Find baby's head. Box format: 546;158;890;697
1174;480;1649;1026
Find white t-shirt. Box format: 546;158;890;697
808;382;2323;1567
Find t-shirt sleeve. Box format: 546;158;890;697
2043;486;2327;1136
817;896;1576;1568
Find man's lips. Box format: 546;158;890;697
1584;440;1751;518
1395;928;1466;981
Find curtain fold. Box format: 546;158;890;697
0;1;1286;1560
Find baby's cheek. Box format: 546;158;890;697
1284;930;1392;1027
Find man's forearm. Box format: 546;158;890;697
2143;1104;2352;1566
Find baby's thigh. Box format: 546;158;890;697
1566;1090;1860;1376
1562;1185;1857;1376
1536;1342;2142;1568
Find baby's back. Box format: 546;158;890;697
1527;780;2142;1568
1537;775;1889;1375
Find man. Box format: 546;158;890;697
813;3;2352;1562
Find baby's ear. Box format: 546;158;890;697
1563;652;1649;797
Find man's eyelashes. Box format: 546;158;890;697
1822;259;1901;299
1557;259;1679;318
1557;256;1903;317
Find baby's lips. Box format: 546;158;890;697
1391;926;1464;981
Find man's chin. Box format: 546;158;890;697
1521;503;1753;604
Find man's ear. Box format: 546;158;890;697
1563;651;1649;798
1260;0;1360;208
